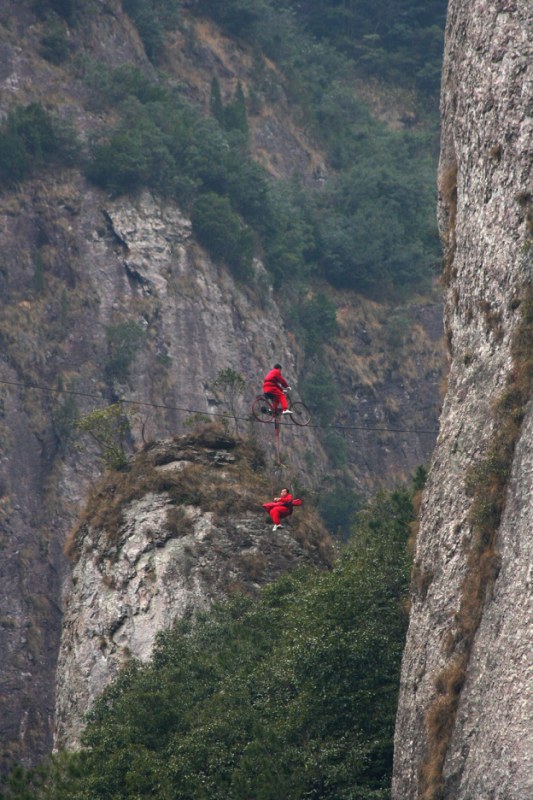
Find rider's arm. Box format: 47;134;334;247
277;371;289;388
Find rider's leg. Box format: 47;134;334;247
270;507;290;525
269;387;288;412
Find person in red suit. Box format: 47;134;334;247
263;363;292;414
263;488;302;531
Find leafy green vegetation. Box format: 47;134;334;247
189;0;445;95
288;0;446;95
296;292;339;354
40;20;71;64
84;69;438;293
33;0;82;23
80;0;443;295
1;487;414;800
75;403;130;470
104;320;147;385
123;0;180;63
0;103;78;187
192;193;255;279
317;484;362;540
11;0;444;297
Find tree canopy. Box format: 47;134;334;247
1;488;414;800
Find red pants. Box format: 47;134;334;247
263;502;291;525
263;386;288;412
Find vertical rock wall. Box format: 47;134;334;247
0;0;444;767
392;2;533;799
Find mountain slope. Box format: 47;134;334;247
0;0;444;767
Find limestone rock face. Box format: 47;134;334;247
0;0;444;767
0;178;313;767
55;431;333;749
392;2;533;798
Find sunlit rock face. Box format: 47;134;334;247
392;2;533;799
54;431;334;749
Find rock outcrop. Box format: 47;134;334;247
0;0;443;766
54;428;333;748
392;2;533;798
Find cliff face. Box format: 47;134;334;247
0;173;315;767
0;0;443;767
55;429;333;748
392;2;533;799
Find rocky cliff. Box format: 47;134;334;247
54;427;333;748
392;2;533;798
0;0;443;767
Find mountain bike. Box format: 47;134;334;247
252;391;311;426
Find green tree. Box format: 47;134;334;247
318;484;361;540
104;320;147;386
192;192;254;280
210;76;224;122
301;361;340;425
9;486;413;799
75;404;130;470
224;82;249;135
0;102;78;186
298;292;339;354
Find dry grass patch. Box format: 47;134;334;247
68;426;272;562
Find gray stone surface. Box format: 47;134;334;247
392;1;533;798
54;435;332;748
0;0;444;766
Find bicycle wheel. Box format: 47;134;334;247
252;395;275;423
289;401;311;426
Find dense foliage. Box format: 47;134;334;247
0;488;413;800
82;61;438;294
0;103;77;186
288;0;447;94
189;0;446;95
5;0;444;296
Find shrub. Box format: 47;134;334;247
318;484;362;540
298;292;338;354
0;131;29;184
301;361;340;425
87;103;175;196
104;320;147;385
9;486;413;799
0;103;78;186
33;0;80;23
192;193;254;280
75;404;130;470
40;22;70;64
123;0;180;62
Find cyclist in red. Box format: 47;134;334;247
263;363;292;414
263;488;302;531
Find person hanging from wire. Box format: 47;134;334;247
263;363;292;415
263;487;302;531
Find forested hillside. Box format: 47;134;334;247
1;0;445;297
0;0;446;789
1;486;418;800
0;0;446;489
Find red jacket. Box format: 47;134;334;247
263;495;302;516
263;368;288;393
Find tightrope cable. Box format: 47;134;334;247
0;377;439;436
